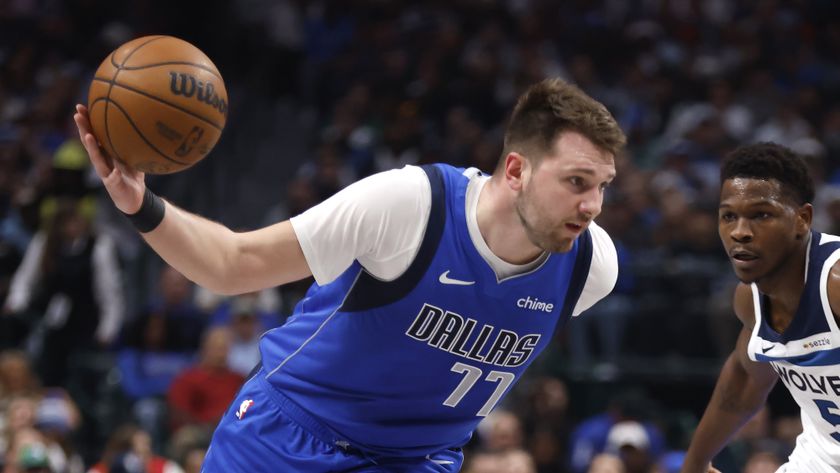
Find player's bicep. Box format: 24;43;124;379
232;220;313;291
730;285;778;392
732;325;778;390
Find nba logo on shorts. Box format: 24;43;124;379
235;399;254;419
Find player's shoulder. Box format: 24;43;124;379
369;164;430;186
583;221;618;292
732;282;756;328
336;165;430;206
825;258;840;322
587;221;616;269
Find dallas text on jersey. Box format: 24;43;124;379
405;303;541;368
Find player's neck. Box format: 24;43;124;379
756;237;810;313
476;177;543;264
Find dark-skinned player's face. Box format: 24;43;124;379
718;177;811;283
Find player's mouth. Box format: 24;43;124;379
730;248;759;268
565;222;585;234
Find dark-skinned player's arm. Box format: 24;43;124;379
680;283;778;473
74;105;312;295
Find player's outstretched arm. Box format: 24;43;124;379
74;105;312;295
681;286;778;473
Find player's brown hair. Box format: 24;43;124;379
499;78;625;169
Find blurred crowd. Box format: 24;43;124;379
3;0;840;472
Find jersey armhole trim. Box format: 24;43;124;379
340;164;448;312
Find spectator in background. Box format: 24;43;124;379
0;351;81;472
0;351;40;411
14;441;54;473
500;449;537;473
177;448;204;473
209;293;280;377
166;327;243;436
482;410;524;453
463;452;502;473
605;421;656;473
142;266;207;352
3;198;123;386
0;144;25;348
115;304;195;451
87;424;183;473
587;453;625;473
742;450;783;473
520;377;570;473
569;390;665;473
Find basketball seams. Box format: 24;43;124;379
119;62;224;80
92;77;224;130
104;35;167;165
90;35;224;174
95;98;192;167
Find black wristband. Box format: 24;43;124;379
123;188;165;233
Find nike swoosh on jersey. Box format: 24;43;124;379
438;270;475;286
761;344;774;353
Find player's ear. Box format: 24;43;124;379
504;152;528;191
795;203;813;240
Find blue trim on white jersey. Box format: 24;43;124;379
755;345;840;366
757;231;831;344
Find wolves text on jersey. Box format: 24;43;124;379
773;364;840;396
406;303;541;368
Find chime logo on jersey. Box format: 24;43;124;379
405;303;541;367
516;296;554;313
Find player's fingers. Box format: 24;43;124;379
79;129;114;179
74;109;114;178
112;155;135;178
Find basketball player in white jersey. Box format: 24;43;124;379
682;143;840;473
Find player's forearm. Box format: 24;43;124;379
141;201;241;294
682;356;768;472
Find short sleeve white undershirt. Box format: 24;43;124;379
289;165;618;315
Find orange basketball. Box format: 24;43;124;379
88;35;228;174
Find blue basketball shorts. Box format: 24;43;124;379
201;367;464;472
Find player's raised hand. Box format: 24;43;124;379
74;104;146;214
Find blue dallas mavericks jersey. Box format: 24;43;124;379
257;164;593;457
747;231;840;469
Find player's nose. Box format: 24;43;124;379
730;217;753;242
578;187;602;218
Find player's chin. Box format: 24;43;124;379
542;237;575;253
730;266;760;284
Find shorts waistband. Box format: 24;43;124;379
255;367;358;452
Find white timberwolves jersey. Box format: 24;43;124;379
747;232;840;472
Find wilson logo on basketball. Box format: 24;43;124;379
168;72;228;116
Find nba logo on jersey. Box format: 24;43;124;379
235;399;254;419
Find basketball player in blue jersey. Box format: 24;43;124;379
682;143;840;473
72;78;626;472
